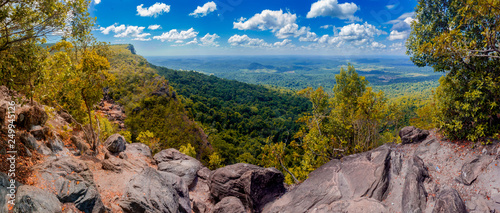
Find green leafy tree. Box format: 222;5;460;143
137;130;161;154
407;0;500;141
208;152;224;170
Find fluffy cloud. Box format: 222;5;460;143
388;30;409;40
370;41;386;49
273;39;294;47
186;38;198;45
200;33;220;46
234;10;296;32
95;0;101;4
190;2;217;17
337;22;385;44
148;24;161;30
137;3;170;17
299;31;318;42
387;12;415;40
234;10;314;39
389;42;404;51
99;24;126;35
386;4;396;9
228;34;270;48
153;28;198;42
306;0;360;22
99;24;151;40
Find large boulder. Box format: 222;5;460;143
263;145;391;213
212;197;246;213
154;149;202;188
309;198;387;213
459;156;494;185
118;167;188;213
71;136;90;154
35;157;105;213
190;167;214;213
209;163;286;212
402;155;429;213
432;188;467;213
16;105;48;129
122;143;153;170
14;185;62;213
399;126;429;144
104;134;126;154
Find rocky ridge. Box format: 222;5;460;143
0;86;499;213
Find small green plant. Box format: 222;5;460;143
179;143;196;158
208;152;225;170
119;130;132;143
137;130;161;154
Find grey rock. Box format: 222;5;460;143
30;125;48;140
101;156;123;173
118;167;185;213
71;136;90;153
48;137;65;153
264;145;391;213
212;197;246;213
35;157;105;213
459;156;494;185
104;134;126;154
432;188;467;213
14;185;62;213
158;171;191;213
309;198;387;213
0;172;22;213
20;132;39;150
399;126;429;144
402;155;429;213
154;149;202;188
210;163;285;212
391;152;402;175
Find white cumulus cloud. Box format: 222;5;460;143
137;3;170;18
228;34;271;48
99;24;126;35
99;24;152;40
273;39;294;47
190;2;217;17
200;33;220;46
370;41;386;49
388;30;409;40
148;24;161;30
299;31;318;42
153;28;199;42
337;22;385;43
234;10;296;32
94;0;101;4
306;0;360;22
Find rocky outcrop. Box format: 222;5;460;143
399;126;429;144
104;134;126;154
154;148;202;188
212;196;246;213
402;155;429;213
309;198;387;213
35;157;105;213
459;156;494;185
210;163;286;212
190;167;214;213
263;145;391;213
118;167;189;213
16;104;48;130
432;188;467;213
14;185;62;213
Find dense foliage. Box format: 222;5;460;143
408;0;500;141
153;64;312;166
106;45;211;162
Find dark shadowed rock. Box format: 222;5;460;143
210;163;285;212
399;126;429;144
0;103;6;128
158;171;191;213
154;148;202;188
402;155;429;213
459;156;494;185
263;145;391;213
104;134;126;154
20;132;39;150
391;152;402;175
35;157;105;213
118;167;186;213
16;105;48;129
432;188;467;213
0;172;22;213
30;125;48;140
14;185;62;213
212;197;246;213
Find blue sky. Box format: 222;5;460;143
88;0;418;56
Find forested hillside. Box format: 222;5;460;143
152;64;311;166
